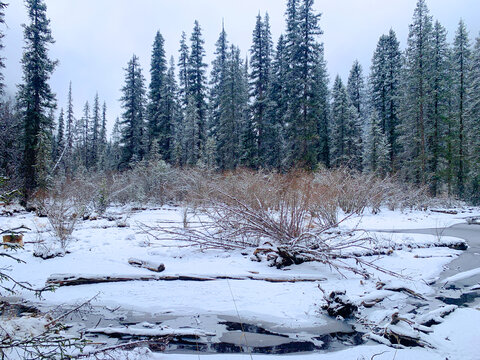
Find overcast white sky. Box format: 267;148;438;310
2;0;480;136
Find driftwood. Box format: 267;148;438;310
430;209;458;215
86;327;215;338
46;273;327;287
376;282;427;301
128;258;165;272
467;217;480;225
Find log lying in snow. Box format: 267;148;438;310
430;209;458;215
417;305;457;327
128;258;165;272
46;273;327;287
86;326;215;338
467;217;480;225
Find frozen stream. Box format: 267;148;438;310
385;223;480;306
3;212;480;356
51;223;480;355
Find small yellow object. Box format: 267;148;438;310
3;234;24;248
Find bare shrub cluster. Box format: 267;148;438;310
32;162;438;218
34;181;89;250
142;168;438;277
313;168;434;215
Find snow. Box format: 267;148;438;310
0;316;48;340
86;326;216;337
340;206;480;231
442;267;480;283
1;204;480;360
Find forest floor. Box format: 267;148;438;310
1;204;480;359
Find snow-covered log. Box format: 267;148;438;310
46;273;327;287
128;258;165;272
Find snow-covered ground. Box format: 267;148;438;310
1;205;480;359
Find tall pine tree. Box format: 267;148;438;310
398;0;434;185
186;21;207;164
468;34;480;203
363;112;390;175
79;101;90;169
285;0;326;169
265;35;288;169
452;19;471;197
250;13;272;166
178;31;189;107
370;29;402;169
55;108;64;162
208;23;229;165
330;76;362;168
347;60;365;169
17;0;57;200
0;1;7;96
429;21;451;195
90;93;101;168
347;60;365;121
217;45;248;170
119;54;147;168
148;31;172;160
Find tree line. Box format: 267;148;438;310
0;0;479;204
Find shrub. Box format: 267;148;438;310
34;181;87;250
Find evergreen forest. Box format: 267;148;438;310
1;0;479;204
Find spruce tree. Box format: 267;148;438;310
162;56;181;166
64;82;75;174
186;21;207;164
370;29;402;168
347;60;365;120
119;54;147;168
217;45;248;170
209;24;229;165
330;76;362;168
452;19;471;197
429;21;451;195
55;108;65;162
283;0;301;166
183;95;200;166
468;34;480;203
363;112;390;175
0;99;22;179
347;60;365;168
240;57;258;169
110;117;122;169
99;102;107;152
176;32;189;166
283;0;327;169
0;1;7;96
148;31;171;160
178;31;189;106
163;56;178;163
90;93;101;167
96;101;107;170
80;101;90;169
250;13;272;166
313;45;330;168
265;35;288;169
398;0;434;185
17;0;57;199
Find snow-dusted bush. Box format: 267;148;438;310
35;181;88;250
109;159;178;206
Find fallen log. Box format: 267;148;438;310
467;217;480;225
128;258;165;272
417;305;457;327
431;209;458;215
86;326;215;338
46;273;327;287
